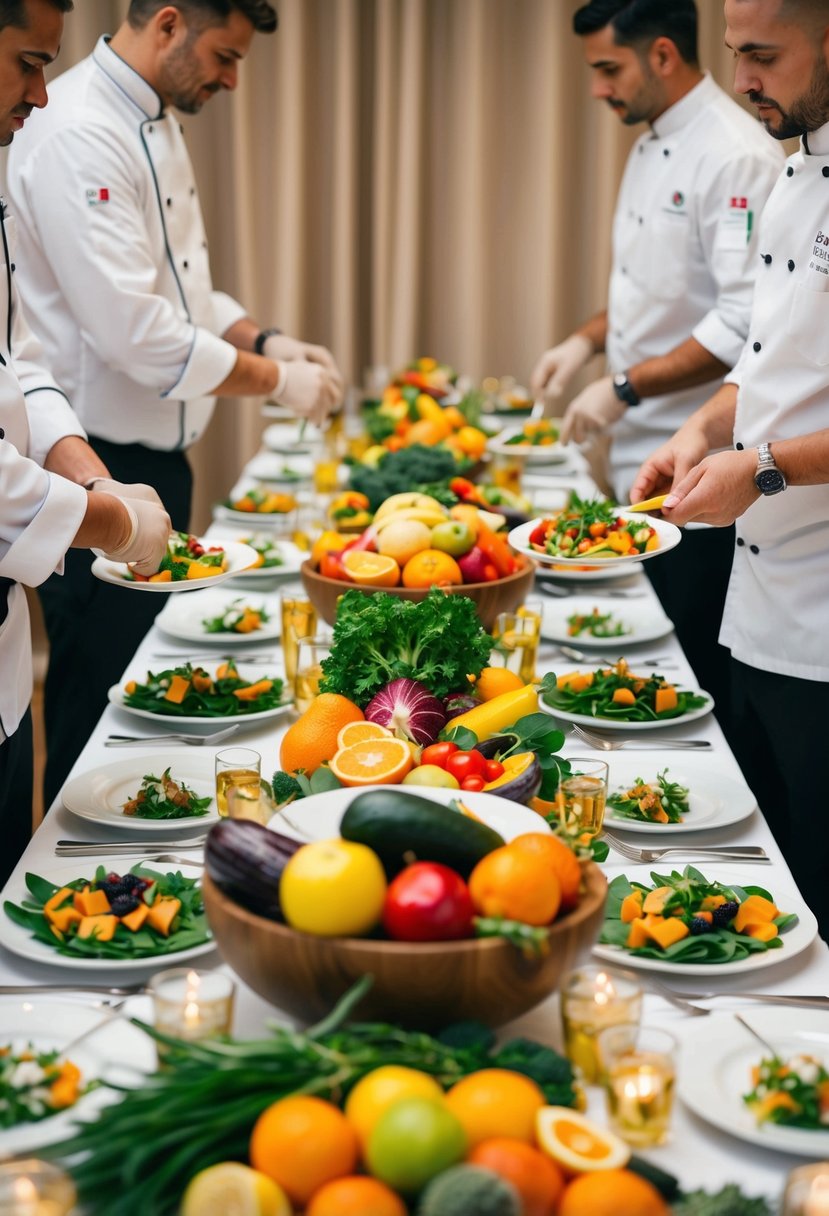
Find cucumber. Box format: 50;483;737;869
627;1155;681;1202
340;789;505;877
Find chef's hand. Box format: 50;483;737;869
661;448;759;527
530;334;594;401
629;423;709;506
559;376;625;445
263;334;344;393
86;477;163;507
101;496;172;576
274;360;342;427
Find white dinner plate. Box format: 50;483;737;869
245;452;314;483
61;754;219;833
224;538;306;583
605;756;757;834
91;540;258;593
679;1008;829;1156
108;673;292;727
262;422;317;453
0;861;214;972
540;595;673;649
154;586;281;644
270;784;551;845
540;684;714;731
509;514;682;569
594;870;818;976
533;562;645;585
488;424;569;465
0;994;155;1155
213;504;297;529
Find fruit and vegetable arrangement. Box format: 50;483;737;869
566;607;630;639
121;767;212;820
3;865;209;960
223;487;297;514
544;659;709;722
202;597;269;634
527;495;659;560
122;659;286;718
124;533;227;583
1;1045;87;1127
601;868;798;963
745;1052;829;1128
608;771;691;825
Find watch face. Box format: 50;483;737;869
755;467;786;495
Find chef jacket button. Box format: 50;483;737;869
0;427;4;439
788;259;796;271
762;254;772;264
638;216;643;225
749;544;760;555
736;537;745;547
735;442;744;450
786;166;794;176
180;123;184;134
147;124;153;134
753;341;762;352
663;148;670;157
182;260;189;269
166;197;172;207
190;187;195;196
10;263;15;272
823;167;829;178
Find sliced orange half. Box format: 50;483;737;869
342;551;401;587
535;1107;630;1174
329;738;413;786
336;721;394;750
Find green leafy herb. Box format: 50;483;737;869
122;768;211;820
672;1183;775;1215
608;769;690;824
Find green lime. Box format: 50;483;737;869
366;1096;467;1193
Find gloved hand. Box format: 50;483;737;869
263;333;344;389
273;360;342;427
559;375;626;445
530;333;594;401
86;477;163;507
101;496;172;576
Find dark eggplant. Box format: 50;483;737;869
476;734;516;759
482;751;543;804
204;819;302;920
443;693;480;721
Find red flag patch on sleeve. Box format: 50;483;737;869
85;187;110;206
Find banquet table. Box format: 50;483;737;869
2;433;827;1207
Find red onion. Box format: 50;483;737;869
443;693;479;721
364;678;447;745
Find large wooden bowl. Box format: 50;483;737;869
202;863;607;1030
300;557;536;631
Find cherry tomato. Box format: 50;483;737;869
484;760;504;782
445;749;488;783
576;538;593;554
420;741;459;770
460;774;486;792
565;527;579;539
383;862;474;942
588;522;607;538
529;522;548;546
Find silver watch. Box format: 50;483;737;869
754;442;787;496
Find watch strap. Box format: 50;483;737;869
612;372;641;407
254;327;282;357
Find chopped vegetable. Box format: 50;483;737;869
566;607;629;639
224;487;297;513
0;1046;90;1128
744;1053;829;1128
608;770;690;824
528;494;657;560
504;420;560;446
202;598;269;635
123;661;285;718
126;533;226;582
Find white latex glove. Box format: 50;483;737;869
86;477;163;507
263;333;344;387
559;375;626;445
101;496;172;576
273;359;342;427
530;333;594;401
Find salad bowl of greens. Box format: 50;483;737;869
61;755;219;833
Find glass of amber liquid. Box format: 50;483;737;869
491;450;526;494
280;594;317;686
215;747;261;818
491;611;540;682
598;1024;677;1146
294;636;332;714
553;759;609;839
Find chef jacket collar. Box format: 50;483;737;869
92;35;164;121
804;120;829;156
649;71;715;141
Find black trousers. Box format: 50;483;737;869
39;438;192;809
645;524;735;743
0;709;33;888
728;658;829;941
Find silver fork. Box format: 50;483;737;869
644;978;829;1014
104;724;240;747
603;829;769;864
555;644;678;668
570;724;711;751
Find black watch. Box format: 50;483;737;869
754;442;787;495
254;327;282;356
612;371;641;407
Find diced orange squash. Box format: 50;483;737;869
73;886;112;917
46;906;82;933
700;894;727;910
164;674;191;704
734;894;780;933
77;914;118;942
148;569;173;583
191;670;213;694
124;680;137;695
49;1061;81;1108
120;903;150;932
626;917;650;949
186;560;224;580
216;662;234;680
645;534;660;552
642;885;674;915
744;922;779;942
752;1090;800;1120
612;688;636;705
651;805;670;824
655;686;678;714
233;679;274;701
695;910;714;924
44;886;74;916
147;896;181;936
607;531;634;553
620;890;645;924
556;672;595;693
234;610;261;634
818;1080;829;1117
644;915;689;949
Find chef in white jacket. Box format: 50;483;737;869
531;1;783;733
6;0;344;805
631;0;829;934
0;0;170;884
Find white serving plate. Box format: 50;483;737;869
488;424;569;465
245;452;314;483
62;753;219;832
91;540;258;593
605;756;757;834
540;594;673;649
154;586;280;644
540;684;714;731
509;513;682;569
107;676;291;728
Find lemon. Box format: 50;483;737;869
180;1163;291;1216
535;1106;630;1173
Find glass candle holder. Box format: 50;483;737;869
280;594;318;685
0;1159;77;1215
294;636;332;715
560;965;643;1084
491;450;526;494
553;758;609;839
491;611;541;682
215;747;261;818
597;1024;677;1147
783;1164;829;1215
149;968;235;1059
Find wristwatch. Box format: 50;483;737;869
254;327;282;356
612;371;641;407
754;442;787;496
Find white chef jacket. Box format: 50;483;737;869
5;36;247;452
606;74;784;501
719;120;829;682
0;208;88;739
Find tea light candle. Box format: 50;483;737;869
805;1176;829;1216
560;966;642;1083
0;1160;76;1216
783;1165;829;1215
149;968;235;1050
599;1026;677;1147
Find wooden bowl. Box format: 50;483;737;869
202;863;607;1030
300;557;536;631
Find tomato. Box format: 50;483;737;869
445;749;488;783
382;862;475;942
460;774;486;792
450;477;476;499
484;760;505;782
576;539;593;554
588;522;606;538
528;523;548;547
420;741;459;770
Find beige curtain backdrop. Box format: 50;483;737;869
14;0;760;529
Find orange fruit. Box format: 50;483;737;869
468;845;561;925
342;551;401;587
474;666;524;701
468;1138;565;1216
279;693;364;776
337;721;393;749
249;1095;358;1206
402;549;463;588
508;832;582;912
345;1065;445;1151
453;425;488;459
404;417;451;446
558;1169;668;1216
311;529;349;568
306;1176;407;1216
329;737;413;786
535;1108;630;1174
444;1069;546;1149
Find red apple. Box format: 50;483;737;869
457;545;490;583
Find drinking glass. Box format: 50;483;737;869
491;450;526;494
597;1024;677;1146
215;747;261;817
491;610;540;682
294;636;332;715
0;1160;77;1215
280;594;318;685
552;758;609;839
149;968;235;1061
560;965;643;1084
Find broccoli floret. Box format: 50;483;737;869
673;1184;775;1216
349;444;466;510
270;771;304;806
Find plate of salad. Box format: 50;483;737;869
225;534;305;583
539;662;713;730
108;659;291;725
605;757;757;834
540;595;673;649
62;755;219;833
245;452;314;484
678;1009;829;1156
509;496;681;567
214;486;299;527
595;866;817;976
155;587;281;644
1;862;214;971
0;993;155;1155
91;535;258;592
488;421;568;465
